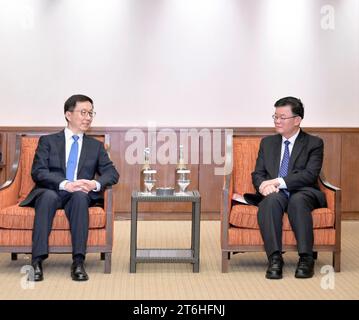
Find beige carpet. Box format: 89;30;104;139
0;221;358;300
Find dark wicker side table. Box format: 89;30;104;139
130;190;201;273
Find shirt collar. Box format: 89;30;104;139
64;127;84;141
282;129;300;145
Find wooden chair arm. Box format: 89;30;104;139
0;135;22;208
319;172;341;192
104;186;114;246
221;173;233;248
318;172;341;212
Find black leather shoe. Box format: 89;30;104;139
31;261;44;282
295;256;315;278
71;262;89;281
266;254;284;279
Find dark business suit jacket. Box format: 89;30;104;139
249;129;326;208
20;130;119;207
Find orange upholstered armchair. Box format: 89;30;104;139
221;135;341;273
0;134;114;273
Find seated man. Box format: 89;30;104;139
20;94;119;282
251;96;326;279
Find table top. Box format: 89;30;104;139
132;190;200;202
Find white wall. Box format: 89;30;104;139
0;0;358;127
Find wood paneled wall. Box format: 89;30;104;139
0;133;6;184
0;127;358;220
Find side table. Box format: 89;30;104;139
130;190;201;273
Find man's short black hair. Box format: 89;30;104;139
64;94;93;113
274;96;304;119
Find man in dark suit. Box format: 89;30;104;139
20;94;119;281
251;97;326;280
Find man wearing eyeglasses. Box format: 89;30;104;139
20;94;119;282
251;96;326;280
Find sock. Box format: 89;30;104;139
269;251;282;259
32;254;47;264
73;254;85;263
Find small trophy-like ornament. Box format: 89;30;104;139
176;144;190;195
140;147;156;194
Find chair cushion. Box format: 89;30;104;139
228;227;336;246
229;204;334;230
0;204;106;230
18;137;37;202
0;229;107;246
233;138;259;195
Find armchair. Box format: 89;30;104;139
221;135;341;273
0;134;114;273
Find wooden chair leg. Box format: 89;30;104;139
104;253;111;274
222;251;229;273
100;252;105;260
333;251;341;272
313;251;318;260
11;253;18;261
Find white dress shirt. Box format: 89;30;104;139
59;127;100;191
277;129;301;189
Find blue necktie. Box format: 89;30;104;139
279;140;290;197
66;135;79;181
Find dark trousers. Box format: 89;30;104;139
257;190;320;257
32;190;91;261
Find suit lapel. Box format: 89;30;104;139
270;134;282;178
77;134;89;176
288;129;306;172
57;130;66;174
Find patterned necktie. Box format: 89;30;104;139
66;135;79;181
279;140;290;197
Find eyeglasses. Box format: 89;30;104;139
73;110;96;118
272;114;298;121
